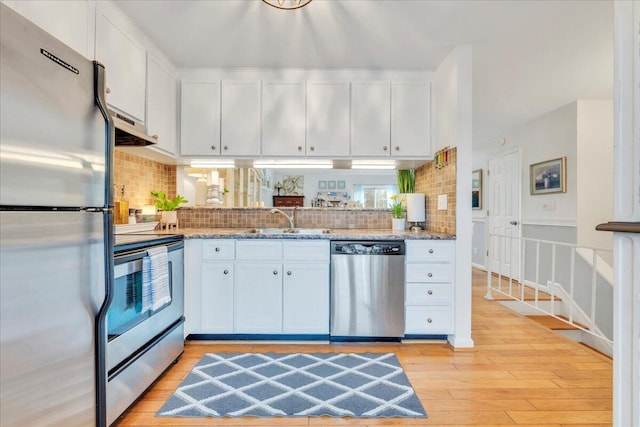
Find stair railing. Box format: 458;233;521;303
485;233;613;346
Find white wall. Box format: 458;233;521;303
576;100;614;250
436;45;474;349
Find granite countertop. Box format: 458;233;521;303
180;228;455;240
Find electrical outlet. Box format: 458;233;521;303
437;194;448;210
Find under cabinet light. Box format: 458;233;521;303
351;160;397;170
252;160;333;169
189;160;235;168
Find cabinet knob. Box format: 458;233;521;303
297;146;303;151
427;290;433;295
428;249;434;254
273;270;279;275
215;247;221;252
106;87;111;94
383;146;388;151
223;145;229;150
427;317;433;324
223;270;229;275
395;146;400;151
152;135;158;139
287;271;292;276
427;272;433;278
310;146;315;151
211;145;217;151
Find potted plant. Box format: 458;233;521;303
150;191;188;227
389;194;405;231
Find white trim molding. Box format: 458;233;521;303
521;218;577;227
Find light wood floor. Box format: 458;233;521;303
114;268;612;426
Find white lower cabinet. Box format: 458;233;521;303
235;261;283;333
201;262;234;333
404;240;454;335
192;239;329;336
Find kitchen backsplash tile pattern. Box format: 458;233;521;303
177;208;393;230
415;147;456;234
114;150;176;209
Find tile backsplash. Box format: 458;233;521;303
415;147;457;234
114;150;176;209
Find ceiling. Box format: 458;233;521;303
114;0;613;147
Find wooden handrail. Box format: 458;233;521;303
595;221;640;233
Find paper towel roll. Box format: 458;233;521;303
406;193;426;222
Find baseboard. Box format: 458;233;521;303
447;335;475;348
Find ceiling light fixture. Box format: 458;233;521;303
351;160;397;170
189;160;236;169
261;0;313;10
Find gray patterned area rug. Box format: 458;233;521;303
157;352;427;418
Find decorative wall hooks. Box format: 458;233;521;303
434;146;452;169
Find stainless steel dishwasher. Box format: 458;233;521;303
330;241;405;340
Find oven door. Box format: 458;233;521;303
107;241;184;374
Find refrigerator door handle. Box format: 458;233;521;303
93;61;114;209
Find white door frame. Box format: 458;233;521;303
486;148;522;281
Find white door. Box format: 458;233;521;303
488;150;521;279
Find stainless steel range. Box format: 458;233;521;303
108;233;184;425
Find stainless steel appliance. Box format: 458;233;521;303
108;234;184;425
330;241;405;340
0;4;113;426
110;109;158;147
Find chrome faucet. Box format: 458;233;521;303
270;208;295;230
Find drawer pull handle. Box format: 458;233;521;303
211;145;217;151
298;145;303;151
223;145;229;150
273;270;279;275
287;271;292;276
223;270;229;275
427;290;433;295
427;272;433;278
310;146;315;151
383;146;388;151
428;249;434;254
427;318;433;324
215;247;221;252
394;146;400;151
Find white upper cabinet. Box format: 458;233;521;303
351;81;391;157
95;1;146;122
180;82;220;156
146;55;176;155
391;82;432;157
220;81;261;156
306;82;350;157
3;0;94;59
261;82;306;156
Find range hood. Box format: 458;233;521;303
110;109;157;146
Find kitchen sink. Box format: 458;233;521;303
244;228;332;235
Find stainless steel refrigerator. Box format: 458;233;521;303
0;4;113;426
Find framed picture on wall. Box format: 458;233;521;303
337;180;346;189
318;181;327;189
472;169;482;210
530;157;567;195
328;181;336;190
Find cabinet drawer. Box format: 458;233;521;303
406;240;453;263
406;263;452;283
406;283;452;305
202;240;235;260
236;240;282;260
405;306;452;334
283;240;329;261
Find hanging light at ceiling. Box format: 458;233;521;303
261;0;313;10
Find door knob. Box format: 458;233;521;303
287;271;292;276
223;270;229;275
510;221;519;225
273;270;279;275
427;290;433;295
427;272;433;278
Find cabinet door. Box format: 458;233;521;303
201;263;234;333
306;82;350;157
180;82;220;156
146;55;176;155
391;82;431;157
262;82;306;156
95;1;146;121
235;261;282;333
221;81;261;156
283;263;329;334
3;0;93;59
351;82;391;157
